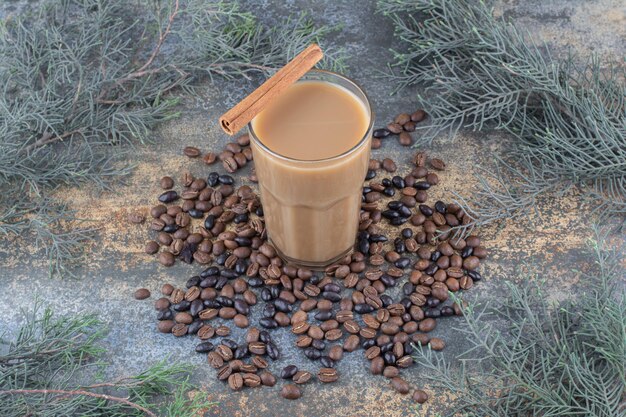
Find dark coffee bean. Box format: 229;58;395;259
394;257;411;269
281;365;298;379
441;306;455;317
266;342;280;360
461;246;474;258
322;292;341;302
414;181;431;190
354;303;374;314
274;299;292;313
315;310;333;321
259;330;272;343
158;190;179;203
424;308;441;318
320;356;335;368
234;299;249;315
373;128;391;138
383;187;396;197
195;341;214;353
401;228;413;238
172;301;190;312
187;321;202;335
365;170;376;180
207;172;219;187
419;204;433;216
304;347;321;360
311;339;326;350
157;309;173;320
382;210;400;219
259;318;278;329
435;200;446;213
203;215;215;230
468;270;482;281
390;217;407;226
262;303;276;318
391;176;405;189
381;294;394;307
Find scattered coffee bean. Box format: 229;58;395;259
413;389;429;403
281;384;302;400
183;146;201;158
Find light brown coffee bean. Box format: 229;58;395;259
318;367;338;383
391;377;410;394
183;146;201;158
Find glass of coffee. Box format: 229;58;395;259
249;70;373;268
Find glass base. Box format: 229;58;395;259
269;238;353;271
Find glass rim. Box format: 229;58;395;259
247;69;374;164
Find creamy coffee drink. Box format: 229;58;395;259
249;71;372;267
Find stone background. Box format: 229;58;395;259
1;1;624;416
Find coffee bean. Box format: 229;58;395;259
183;146;201;158
293;370;312;384
134;288;151;300
430;158;445;170
158;252;175;267
158;190;179;203
399;132;412;146
318;367;338;383
227;373;243;391
411;109;426;122
387;122;403;134
391;377;410;394
281;384;302;400
259;371;276;387
413;389;429;403
381;158;397;172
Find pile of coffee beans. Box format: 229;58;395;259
180;135;255;175
134;146;487;403
371;109;427;149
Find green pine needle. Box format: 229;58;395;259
0;302;214;416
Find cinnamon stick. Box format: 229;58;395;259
219;43;324;135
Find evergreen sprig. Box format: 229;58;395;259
0;0;344;275
0;302;215;416
378;0;626;234
411;225;626;416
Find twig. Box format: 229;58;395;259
121;0;180;82
23;130;83;154
0;389;158;417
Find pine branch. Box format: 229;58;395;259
378;0;626;235
0;302;215;416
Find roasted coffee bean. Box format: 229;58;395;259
160;176;174;189
157;320;175;333
391;377;410;394
413;389;429;404
281;364;298;379
398;132;412;146
293;370;312;384
318;367;338;383
281;384;302;400
411;109;426;122
373;128;391;138
183;146;201;158
158;251;175;266
381;158;397;172
259;371;276;387
227;373;243;391
370;356;384;374
134;288;151;300
158;190;179;203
